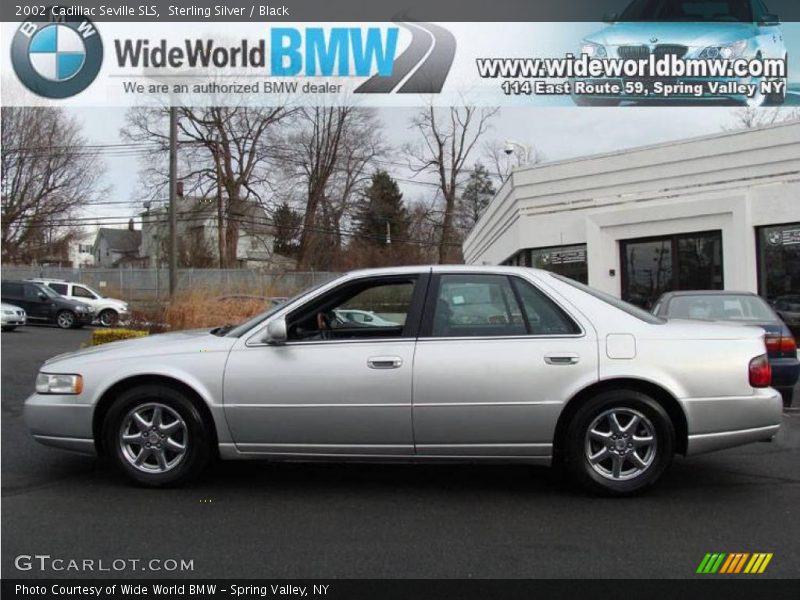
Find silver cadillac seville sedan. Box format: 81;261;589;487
25;266;783;495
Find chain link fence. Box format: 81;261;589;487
1;267;340;302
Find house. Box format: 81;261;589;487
92;221;144;267
463;121;800;310
69;232;96;267
140;197;295;270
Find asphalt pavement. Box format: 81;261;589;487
2;326;799;579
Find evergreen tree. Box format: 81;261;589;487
458;163;496;232
273;202;302;258
355;171;409;246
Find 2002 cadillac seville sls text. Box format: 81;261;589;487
24;267;784;495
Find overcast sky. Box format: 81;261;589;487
69;106;762;230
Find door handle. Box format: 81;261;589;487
544;353;580;365
367;356;403;369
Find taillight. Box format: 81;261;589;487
765;333;797;354
749;354;772;388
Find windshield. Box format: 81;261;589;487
552;274;665;324
665;294;777;322
82;285;103;298
224;280;334;337
619;0;753;22
37;284;59;298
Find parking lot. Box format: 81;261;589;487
2;325;799;579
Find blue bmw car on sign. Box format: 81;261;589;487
573;0;787;106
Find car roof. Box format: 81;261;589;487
26;278;69;283
343;265;550;277
659;290;760;299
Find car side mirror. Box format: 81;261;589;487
37;292;47;301
760;13;780;26
263;318;287;345
602;11;618;23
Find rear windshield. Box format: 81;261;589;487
665;294;777;322
552;274;665;324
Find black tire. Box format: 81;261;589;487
563;389;675;496
102;385;212;487
780;388;793;408
1;325;16;332
99;309;119;327
56;310;76;329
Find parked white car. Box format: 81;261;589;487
1;302;26;331
27;279;129;327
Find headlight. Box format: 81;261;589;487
699;40;747;59
36;373;83;395
3;310;13;315
581;41;607;58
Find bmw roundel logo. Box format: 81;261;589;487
11;16;103;99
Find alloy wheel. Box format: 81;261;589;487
57;311;75;328
584;408;657;481
119;403;188;473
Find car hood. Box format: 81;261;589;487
43;329;236;367
1;303;24;311
586;21;757;47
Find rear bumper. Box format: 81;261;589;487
683;388;783;455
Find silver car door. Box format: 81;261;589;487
223;273;428;456
412;272;598;459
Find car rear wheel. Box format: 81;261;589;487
103;385;211;486
56;310;76;329
563;390;675;496
99;309;119;327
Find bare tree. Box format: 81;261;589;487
725;106;800;130
405;105;499;263
122;106;293;267
1;107;106;264
279;107;384;269
483;139;544;185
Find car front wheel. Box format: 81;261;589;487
99;309;119;327
564;390;675;496
103;385;211;486
56;310;76;329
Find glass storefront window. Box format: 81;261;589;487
621;231;723;309
503;244;588;283
757;222;800;304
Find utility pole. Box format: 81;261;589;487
168;106;178;298
385;220;391;245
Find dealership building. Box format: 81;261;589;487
463;121;800;309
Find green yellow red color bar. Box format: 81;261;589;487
697;553;773;574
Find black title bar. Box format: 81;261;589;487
3;579;800;600
4;0;800;22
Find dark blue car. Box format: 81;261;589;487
653;290;799;406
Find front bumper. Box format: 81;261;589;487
682;388;783;455
24;392;96;455
2;317;26;326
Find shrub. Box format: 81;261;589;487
161;291;272;331
91;328;149;346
